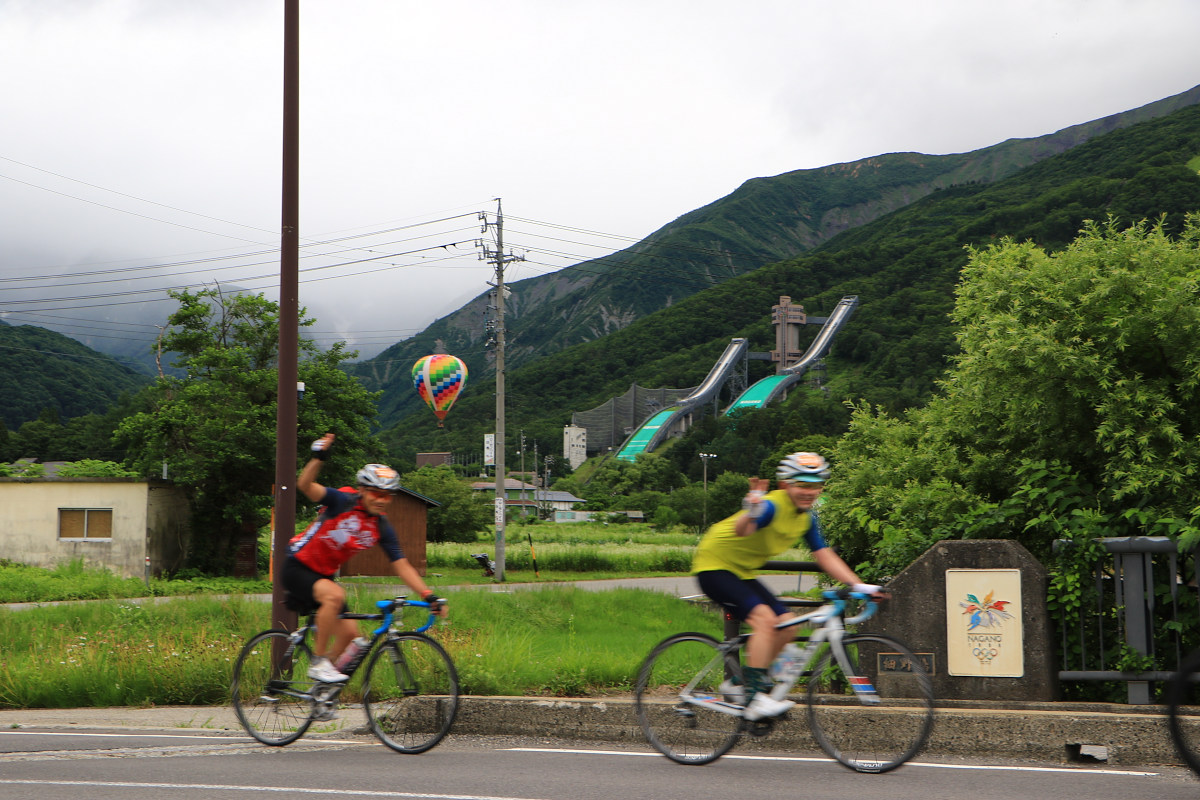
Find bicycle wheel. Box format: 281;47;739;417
634;632;746;765
362;632;460;754
1167;648;1200;776
805;633;934;773
231;629;315;746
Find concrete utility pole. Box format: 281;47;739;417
481;199;523;581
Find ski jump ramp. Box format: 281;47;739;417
614;337;748;462
725;294;858;414
613;296;857;462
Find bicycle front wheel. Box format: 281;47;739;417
231;629;315;746
1167;648;1200;776
806;633;934;773
362;632;460;753
634;632;746;765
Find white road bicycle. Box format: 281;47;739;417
634;588;934;772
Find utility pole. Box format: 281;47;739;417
480;199;523;581
272;0;300;633
699;452;717;531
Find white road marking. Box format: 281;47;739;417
0;780;547;800
501;747;1162;776
0;730;359;744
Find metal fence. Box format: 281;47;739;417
1052;536;1198;704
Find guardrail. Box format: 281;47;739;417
1052;536;1196;704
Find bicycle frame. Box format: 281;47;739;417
680;591;879;718
269;597;436;702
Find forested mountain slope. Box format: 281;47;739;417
0;320;151;430
352;84;1200;430
378;100;1200;464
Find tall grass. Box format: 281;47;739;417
430;521;809;575
0;587;723;708
0;596;266;708
0;559;270;604
429;541;695;573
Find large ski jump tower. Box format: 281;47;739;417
771;296;808;373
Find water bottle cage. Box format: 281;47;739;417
342;650;368;676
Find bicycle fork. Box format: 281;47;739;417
820;630;881;706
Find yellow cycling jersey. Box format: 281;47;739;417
691;488;823;579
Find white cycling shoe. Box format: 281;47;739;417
307;657;349;683
742;693;795;720
719;679;746;704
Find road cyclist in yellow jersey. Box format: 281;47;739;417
692;452;881;720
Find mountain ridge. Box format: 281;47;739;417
373;94;1200;466
350;83;1200;430
0;322;151;431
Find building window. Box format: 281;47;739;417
59;509;114;540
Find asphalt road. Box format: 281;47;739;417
0;726;1195;800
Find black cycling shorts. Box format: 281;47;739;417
281;557;349;615
696;569;789;621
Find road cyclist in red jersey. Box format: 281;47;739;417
285;432;446;685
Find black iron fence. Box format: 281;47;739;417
1052;536;1198;704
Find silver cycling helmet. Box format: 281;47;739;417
776;452;830;483
356;463;400;492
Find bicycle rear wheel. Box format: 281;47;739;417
1167;648;1200;776
231;629;315;746
806;633;934;773
362;632;460;753
634;632;746;765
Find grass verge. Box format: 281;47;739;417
0;586;723;708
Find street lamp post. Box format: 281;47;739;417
699;452;717;530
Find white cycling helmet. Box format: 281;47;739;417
356;463;400;492
776;452;830;483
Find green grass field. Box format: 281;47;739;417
0;522;817;709
0;586;724;708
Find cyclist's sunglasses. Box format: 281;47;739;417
362;488;397;499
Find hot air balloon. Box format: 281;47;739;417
412;354;468;427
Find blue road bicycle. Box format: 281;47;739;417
634;589;934;772
231;596;459;753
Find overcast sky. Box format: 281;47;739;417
2;0;1198;361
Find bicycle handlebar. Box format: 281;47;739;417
820;588;881;625
373;597;438;635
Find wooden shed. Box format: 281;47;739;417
339;486;440;577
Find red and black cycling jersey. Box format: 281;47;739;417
289;486;404;577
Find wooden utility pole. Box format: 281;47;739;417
272;0;300;630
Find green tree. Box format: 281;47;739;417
115;287;381;574
665;484;707;532
651;504;681;531
587;452;685;500
55;460;138;478
399;465;490;543
706;471;752;523
826;217;1200;578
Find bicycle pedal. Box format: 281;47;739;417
747;719;775;737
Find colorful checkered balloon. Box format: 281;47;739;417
412;354;468;427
